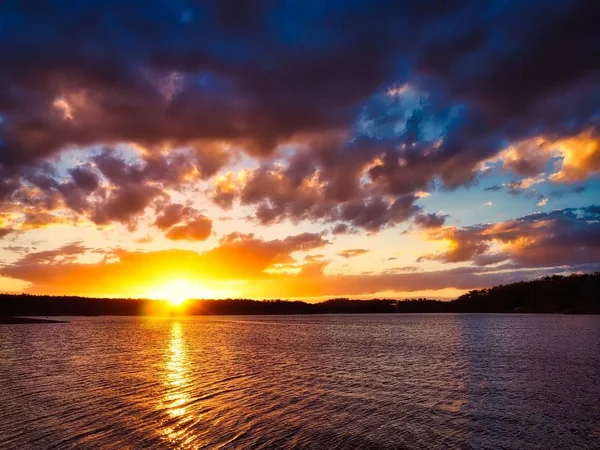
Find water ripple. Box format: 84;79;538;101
1;315;600;449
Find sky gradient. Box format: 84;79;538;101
1;1;599;301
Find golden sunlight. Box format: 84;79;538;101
146;279;221;305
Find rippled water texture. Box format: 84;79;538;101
1;315;600;449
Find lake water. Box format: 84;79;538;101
1;314;599;449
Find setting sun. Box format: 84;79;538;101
146;279;220;306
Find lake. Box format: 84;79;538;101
1;314;599;449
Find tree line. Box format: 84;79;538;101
1;272;598;316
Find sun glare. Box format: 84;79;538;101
146;279;220;306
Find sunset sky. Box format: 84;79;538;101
0;1;599;301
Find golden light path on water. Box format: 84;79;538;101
162;322;193;445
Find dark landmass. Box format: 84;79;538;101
0;316;68;324
0;273;598;316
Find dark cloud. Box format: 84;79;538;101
69;167;99;192
0;2;412;166
413;213;448;229
92;148;199;187
0;0;599;235
220;138;424;230
6;242;88;268
419;227;490;264
154;203;213;241
416;3;600;135
0;147;212;233
331;223;350;235
209;173;238;210
165;217;212;241
550;185;587;198
480;175;546;197
484;185;502;192
92;184;162;229
420;206;600;268
280;233;331;253
340;195;421;232
154;203;197;230
0;228;13;239
0;2;596;168
20;211;75;230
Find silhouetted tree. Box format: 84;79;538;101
1;272;598;316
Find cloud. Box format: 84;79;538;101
420;206;600;268
152;202;215;241
338;249;370;259
135;235;153;244
304;254;325;262
0;146;219;234
0;0;598;306
154;203;196;230
0;1;597;237
69;167;100;192
2;233;588;299
6;242;89;268
508;174;546;194
0;3;421;166
92;148;199;188
484;185;502;192
331;223;351;235
549;185;586;198
219;141;424;230
204;112;591;233
0;232;327;295
491;128;600;184
209;172;242;210
164;217;212;241
548;129;600;183
92;184;162;229
419;227;491;264
491;138;550;177
483;174;547;197
413;212;448;229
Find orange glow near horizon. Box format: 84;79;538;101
145;279;229;305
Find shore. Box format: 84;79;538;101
0;316;68;324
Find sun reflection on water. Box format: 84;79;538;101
162;321;193;443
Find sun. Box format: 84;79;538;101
146;279;216;306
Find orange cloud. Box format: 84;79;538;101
165;217;212;241
0;232;331;297
548;130;600;183
338;249;370;258
493;128;600;183
419;206;600;268
0;240;544;300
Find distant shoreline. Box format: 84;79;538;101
0;316;68;324
1;273;599;316
1;312;599;319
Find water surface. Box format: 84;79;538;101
1;314;599;449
